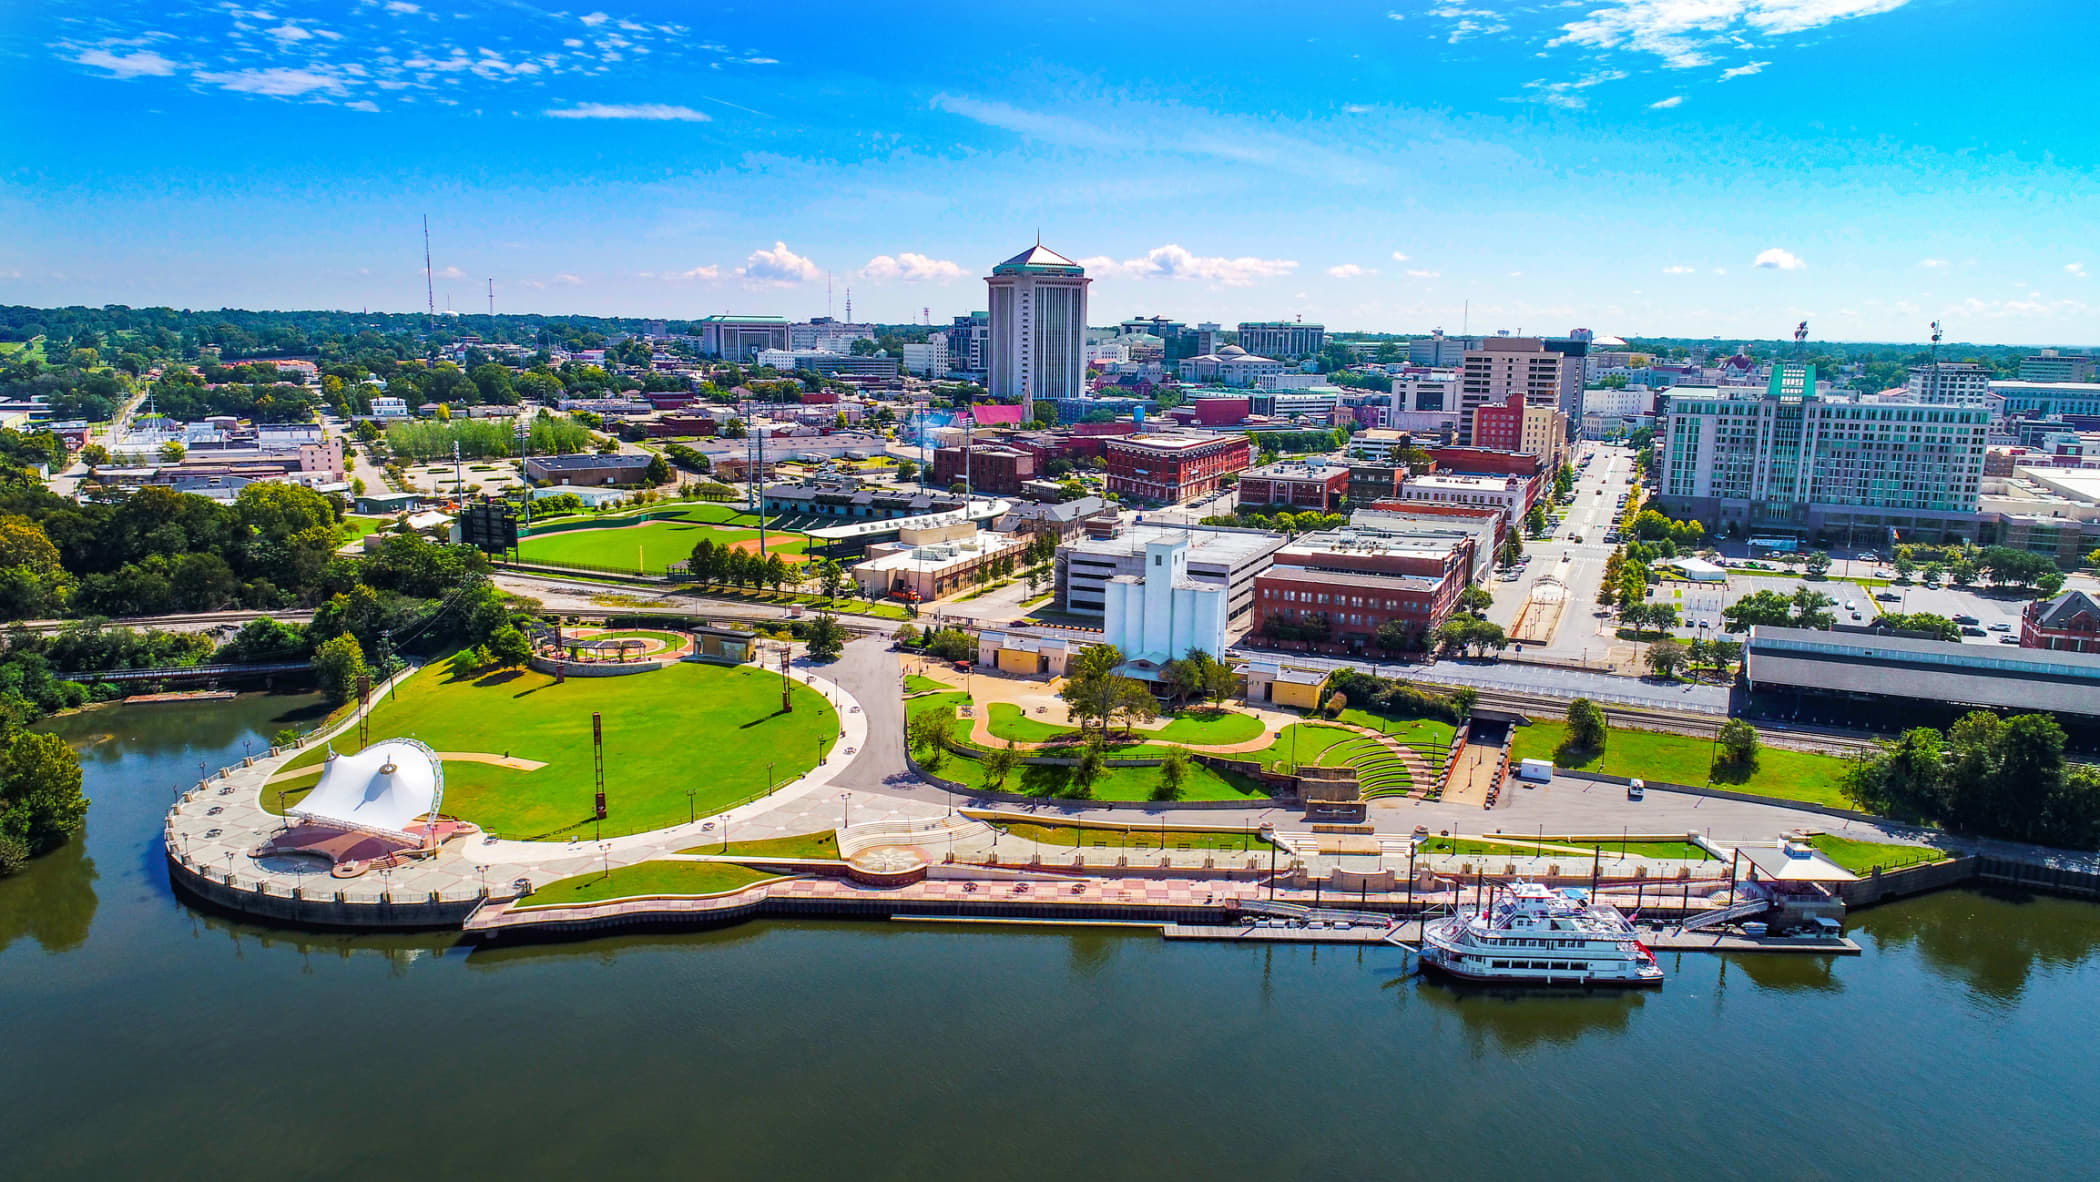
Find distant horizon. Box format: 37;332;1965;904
4;2;2093;342
5;301;2089;353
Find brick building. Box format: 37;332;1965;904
932;444;1036;495
2022;590;2100;654
1236;460;1349;511
1251;526;1473;652
1345;461;1407;508
1468;391;1569;471
1103;434;1252;504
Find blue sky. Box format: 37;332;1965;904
2;0;2095;344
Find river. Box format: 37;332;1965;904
4;693;2099;1179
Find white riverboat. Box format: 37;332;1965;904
1419;882;1663;986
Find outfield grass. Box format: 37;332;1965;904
906;693;1268;803
1809;834;1950;874
518;516;813;572
517;861;781;908
681;831;840;860
1002;822;1278;853
1511;718;1854;808
269;660;837;840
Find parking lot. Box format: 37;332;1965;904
1648;570;2032;647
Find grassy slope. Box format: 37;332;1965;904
1242;724;1362;774
1511;718;1854;808
681;831;840;859
903;675;950;695
272;661;836;839
1809;834;1950;874
1334;708;1457;753
517;862;780;907
1003;822;1278;853
907;693;1267;803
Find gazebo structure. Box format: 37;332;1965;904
256;738;472;877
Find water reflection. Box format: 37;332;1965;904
0;828;98;954
1398;970;1648;1051
1725;952;1843;994
1857;885;2100;1007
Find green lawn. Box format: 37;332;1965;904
1334;708;1457;752
518;516;813;572
1243;724;1363;774
517;861;781;908
1422;837;1714;861
1150;709;1266;745
1511;719;1854;808
681;831;840;860
904;675;950;695
1809;834;1950;875
982;702;1265;753
1002;822;1278;853
340;515;389;544
987;702;1077;743
907;693;1268;803
270;660;837;840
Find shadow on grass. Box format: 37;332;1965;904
1552;742;1601;769
475;670;525;688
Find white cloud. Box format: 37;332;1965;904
1552;1;1912;71
580;12;610;26
1327;264;1377;279
739;241;820;286
861;253;966;282
1918;258;1949;268
682;265;721;280
1429;6;1511;43
554;273;583;285
194;67;346;96
345;99;379;112
1649;95;1684;108
435;265;464;280
266;24;315;43
545;103;709;122
1754;247;1806;270
1720;60;1770;80
73;48;178;78
1405;269;1441;279
1386;10;1406;20
1390;251;1411;263
2067;263;2089;279
1078;244;1298;287
384;1;420;12
1520;68;1629;109
1662;265;1696;274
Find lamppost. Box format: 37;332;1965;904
477;863;489;897
840;791;852;828
686;788;697;825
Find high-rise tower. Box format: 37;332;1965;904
986;242;1089;423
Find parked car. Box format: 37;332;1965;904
1961;626;1987;637
1953;613;1980;625
1627;779;1645;801
1876;591;1900;602
1999;635;2021;645
1989;622;2012;632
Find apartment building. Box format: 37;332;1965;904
1656;364;1989;544
1103;433;1253;504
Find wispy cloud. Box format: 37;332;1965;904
1405;269;1442;279
195;67;348;97
2069;263;2090;279
1327;264;1377;279
1918;258;1949;268
1079;245;1297;287
1519;68;1628;109
1428;6;1510;44
1649;95;1684;109
860;253;966;282
1390;251;1411;263
546;103;709;122
1720;60;1771;80
1755;247;1806;271
1550;1;1913;71
1662;265;1696;274
739;241;820;286
73;49;179;78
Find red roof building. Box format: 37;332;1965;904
2022;590;2100;654
1103;434;1253;504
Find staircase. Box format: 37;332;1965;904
1680;896;1773;932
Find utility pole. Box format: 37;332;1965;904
422;215;435;327
780;644;793;714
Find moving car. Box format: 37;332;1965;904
1627;779;1645;801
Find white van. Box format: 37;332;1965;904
1626;779;1645;800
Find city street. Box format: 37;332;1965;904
1483;442;1637;666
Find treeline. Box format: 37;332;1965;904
1844;712;2100;849
380;415;594;462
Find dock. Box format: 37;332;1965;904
1162;920;1859;955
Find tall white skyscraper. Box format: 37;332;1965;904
987;242;1089;422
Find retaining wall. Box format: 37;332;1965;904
166;853;484;931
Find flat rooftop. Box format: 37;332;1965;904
1108;434;1245;452
1745;624;2100;719
1258;565;1444;593
1064;525;1281;565
1406;473;1515;490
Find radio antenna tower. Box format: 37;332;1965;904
845;288;853;323
922;306;931;326
422;215;435;324
487;278;494;316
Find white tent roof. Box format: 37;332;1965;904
292;738;444;838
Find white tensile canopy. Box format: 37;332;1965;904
291;738;445;838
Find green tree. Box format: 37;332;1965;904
1070;742;1105;797
981;742;1019;788
804;612;846;661
1155;748;1190;801
1643;638;1687;679
485;624;532;669
312;633;367;705
908;706;952;772
1804;549;1832;576
1716;717;1759;770
1566;697;1607;753
644;453;672;485
0;730;89;863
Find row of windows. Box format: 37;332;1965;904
1270;588;1429;611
